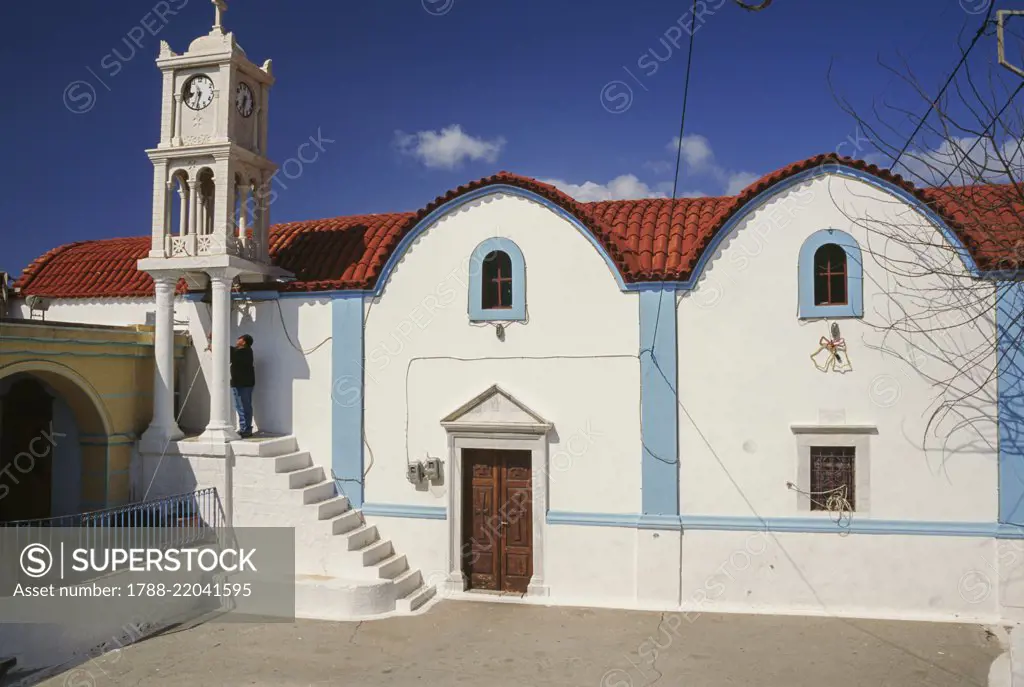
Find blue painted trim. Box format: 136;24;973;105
225;166;1012;302
360;503;447;519
998;281;1024;526
547;511;638;528
547;511;1024;538
797;228;864;319
370;185;628;295
678;514;1000;537
673;166;981;290
183;291;281;301
467;237;526;321
277;290;357;300
997;523;1024;539
237;290;280;301
638;514;682;530
331;294;365;508
639;288;679;518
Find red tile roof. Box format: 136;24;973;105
13;154;1024;298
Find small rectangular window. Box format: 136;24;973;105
809;446;855;511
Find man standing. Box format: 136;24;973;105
230;334;256;437
210;333;256;437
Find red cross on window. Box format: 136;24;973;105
813;244;848;306
490;267;512;308
482;250;514;310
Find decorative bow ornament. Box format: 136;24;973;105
811;335;852;373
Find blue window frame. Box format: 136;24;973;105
469;237;526;321
798;229;863;319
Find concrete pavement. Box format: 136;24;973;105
25;600;1003;686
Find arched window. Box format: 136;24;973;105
813;244;847;306
798;229;863;318
481;251;513;310
469;238;526;321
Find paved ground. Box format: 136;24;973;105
24;600;1003;687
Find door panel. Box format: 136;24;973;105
500;454;532;593
464;450;500;591
461;448;533;593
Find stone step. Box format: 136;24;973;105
372;553;408;580
329;509;363;535
301;480;337;505
343;524;379;551
231;434;298;457
359;539;393;566
396;583;437;613
392;568;422;598
274;451;313;473
294;574;397;621
288;466;325;489
318;496;352;521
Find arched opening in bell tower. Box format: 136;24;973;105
197;168;216;235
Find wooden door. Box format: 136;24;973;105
462;448;533;593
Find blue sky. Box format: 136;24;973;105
0;0;999;277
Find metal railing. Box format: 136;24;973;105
1;488;224;581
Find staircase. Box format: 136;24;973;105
230;435;437;619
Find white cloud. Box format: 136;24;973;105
724;171;760;195
541;135;757;202
393;124;506;170
667;134;714;171
541;174;667;202
654;134;759;196
868;136;1024;187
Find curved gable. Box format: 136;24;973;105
13;155;1024;298
368;179;630;296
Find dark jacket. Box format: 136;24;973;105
230;346;255;388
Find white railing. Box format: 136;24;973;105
162;234;263;260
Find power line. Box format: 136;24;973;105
931;80;1024;189
670;0;699;201
733;0;773;10
892;4;996;168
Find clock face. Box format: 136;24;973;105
235;82;254;118
183;74;215;111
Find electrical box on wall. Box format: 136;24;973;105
406;462;424;484
424;458;442;481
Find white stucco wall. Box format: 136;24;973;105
13;295;334;466
681;530;997;621
666;175;1001;622
11;298;156;327
361;192;641;517
677;175;998;522
7;172;1014;623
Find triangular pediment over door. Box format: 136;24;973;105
440;385;552;435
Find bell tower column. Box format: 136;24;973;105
199;268;241;443
140;272;184;450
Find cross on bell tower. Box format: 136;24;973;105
212;0;227;33
138;0;290;449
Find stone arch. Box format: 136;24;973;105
0;360;114;517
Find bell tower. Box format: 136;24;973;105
141;0;276;266
139;0;287;449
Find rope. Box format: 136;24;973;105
785;481;853;530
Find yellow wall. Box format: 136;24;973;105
0;320;186;508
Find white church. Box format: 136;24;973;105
8;1;1024;623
